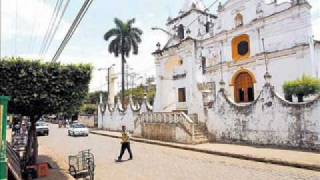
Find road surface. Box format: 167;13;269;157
38;124;320;180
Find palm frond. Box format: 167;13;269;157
104;28;120;41
130;32;142;43
104;17;143;58
114;18;125;30
131;39;139;55
127;18;136;26
131;27;143;35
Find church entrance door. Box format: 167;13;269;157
234;72;254;103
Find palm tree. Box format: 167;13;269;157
104;18;143;106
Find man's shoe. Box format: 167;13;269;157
128;157;133;160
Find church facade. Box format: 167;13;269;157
153;0;320;123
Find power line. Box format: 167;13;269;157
185;0;219;29
39;0;63;58
51;0;94;62
42;0;71;57
28;0;42;55
14;0;18;56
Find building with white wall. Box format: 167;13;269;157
153;0;320;123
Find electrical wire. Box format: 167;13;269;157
184;0;219;29
14;0;18;56
51;0;94;62
39;0;62;58
28;0;41;55
42;0;71;58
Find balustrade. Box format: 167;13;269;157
134;112;195;139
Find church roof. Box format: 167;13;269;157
167;0;216;25
167;9;216;25
182;0;206;12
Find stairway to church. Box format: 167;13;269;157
193;120;209;144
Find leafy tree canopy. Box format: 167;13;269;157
0;57;93;119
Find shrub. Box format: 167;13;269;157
283;75;320;102
80;104;97;115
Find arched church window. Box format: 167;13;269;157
178;24;185;39
235;14;243;27
232;34;250;61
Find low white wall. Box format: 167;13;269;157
98;97;152;132
207;82;320;150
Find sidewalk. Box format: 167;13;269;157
37;145;73;180
91;129;320;171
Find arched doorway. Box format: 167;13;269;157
234;72;255;103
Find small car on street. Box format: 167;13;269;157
36;121;49;136
68;124;89;137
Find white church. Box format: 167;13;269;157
152;0;320;119
99;0;320;148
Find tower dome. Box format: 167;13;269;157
181;0;206;12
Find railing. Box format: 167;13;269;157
7;141;22;180
134;112;195;140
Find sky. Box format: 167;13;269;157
2;0;320;92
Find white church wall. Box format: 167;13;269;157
207;82;320;150
315;43;320;78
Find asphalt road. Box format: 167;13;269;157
38;124;320;180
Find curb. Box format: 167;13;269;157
90;131;320;172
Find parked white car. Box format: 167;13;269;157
68;124;89;136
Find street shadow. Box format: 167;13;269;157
36;155;71;180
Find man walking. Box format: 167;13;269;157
117;125;133;161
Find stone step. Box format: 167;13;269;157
193;139;209;144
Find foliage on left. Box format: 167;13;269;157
0;57;92;165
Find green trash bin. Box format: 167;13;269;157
0;96;10;180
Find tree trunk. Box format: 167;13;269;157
121;54;126;107
297;94;304;102
285;94;293;102
26;116;39;165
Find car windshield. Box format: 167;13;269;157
73;124;85;128
36;122;46;126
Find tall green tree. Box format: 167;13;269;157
0;58;92;165
103;18;143;105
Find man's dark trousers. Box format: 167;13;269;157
118;142;133;160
